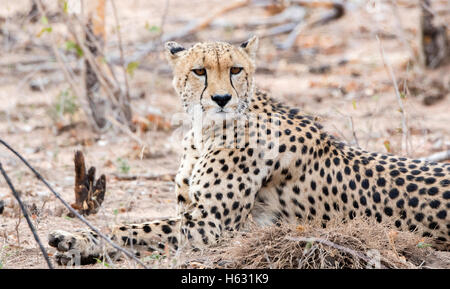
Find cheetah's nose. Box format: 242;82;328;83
211;94;231;108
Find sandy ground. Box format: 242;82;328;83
0;0;449;268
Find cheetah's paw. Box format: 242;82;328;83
48;230;100;265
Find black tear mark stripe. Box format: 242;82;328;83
201;73;208;101
199;52;208;106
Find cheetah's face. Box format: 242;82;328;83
165;37;258;121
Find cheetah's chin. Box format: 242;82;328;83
204;109;238;122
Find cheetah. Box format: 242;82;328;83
48;36;449;265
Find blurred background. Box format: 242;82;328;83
0;0;448;268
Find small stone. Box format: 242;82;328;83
37;191;51;201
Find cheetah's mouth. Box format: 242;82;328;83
213;106;235;114
202;106;238;123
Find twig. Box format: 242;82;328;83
112;172;176;181
255;22;298;40
419;150;450;163
277;21;308;50
182;0;250;34
71;10;133;130
0;138;148;269
34;0;105;131
110;0;131;109
53;1;132;131
263;247;273;269
105;115;146;147
0;61;81;75
14;209;22;246
0;55;54;67
62;7;121;89
36;0;108;130
376;35;409;156
348;116;359;147
158;0;171;41
35;0;83;100
242;5;305;27
0;162;53;269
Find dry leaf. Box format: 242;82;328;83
383;140;391;153
296;225;305;232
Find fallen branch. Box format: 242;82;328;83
243;5;306;27
112;172;176;181
420;150;450;163
0;55;53;67
119;0;250;64
291;1;345;26
0;138;148;269
0;162;53;269
182;0;250;34
277;1;345;50
1;62;80;75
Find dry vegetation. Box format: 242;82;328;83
0;0;449;268
180;218;450;269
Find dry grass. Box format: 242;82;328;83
180;218;449;269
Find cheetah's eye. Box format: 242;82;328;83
230;67;243;75
192;68;206;76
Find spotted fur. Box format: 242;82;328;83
48;37;449;265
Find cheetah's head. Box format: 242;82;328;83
165;37;258;121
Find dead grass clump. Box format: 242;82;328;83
181;218;446;269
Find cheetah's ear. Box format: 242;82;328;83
239;36;259;61
165;41;186;67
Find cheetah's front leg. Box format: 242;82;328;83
48;209;221;265
175;129;199;214
48;217;183;265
